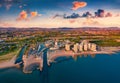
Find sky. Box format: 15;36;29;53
0;0;120;28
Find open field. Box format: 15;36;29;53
0;48;21;63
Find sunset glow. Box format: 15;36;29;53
0;0;120;28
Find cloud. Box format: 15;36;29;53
17;10;28;21
94;9;114;18
95;9;105;17
0;22;14;27
72;1;87;10
30;11;42;18
19;5;22;8
52;9;117;23
0;0;24;10
116;14;120;17
69;20;76;23
52;14;63;19
16;10;42;21
6;4;12;10
19;4;27;9
0;4;2;7
30;11;38;17
82;12;93;17
64;13;80;19
82;17;100;26
105;12;112;17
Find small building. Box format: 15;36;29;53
65;40;71;44
91;43;97;51
54;41;58;48
0;40;4;43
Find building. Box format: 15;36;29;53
91;43;97;51
65;44;71;51
65;40;71;44
0;39;4;43
88;43;91;50
73;43;79;53
49;41;59;50
55;41;58;48
80;40;89;51
64;40;97;52
79;44;83;51
83;43;88;51
80;40;97;51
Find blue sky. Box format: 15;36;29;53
0;0;120;28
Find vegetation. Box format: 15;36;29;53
1;28;120;62
91;39;120;47
0;44;18;56
0;48;21;62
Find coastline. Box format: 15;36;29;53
48;46;120;62
0;46;120;72
0;55;21;69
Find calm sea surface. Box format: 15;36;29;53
0;53;120;83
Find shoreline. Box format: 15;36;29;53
48;46;120;61
0;46;120;72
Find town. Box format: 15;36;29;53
22;39;99;73
1;27;120;63
1;27;120;72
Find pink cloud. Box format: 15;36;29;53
16;10;28;21
16;10;42;21
69;20;76;23
72;1;87;10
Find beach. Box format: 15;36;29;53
48;47;120;61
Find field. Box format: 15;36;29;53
0;48;21;62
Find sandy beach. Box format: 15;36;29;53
48;47;120;61
22;55;43;73
0;55;21;69
1;46;120;73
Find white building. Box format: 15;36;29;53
73;43;79;53
91;43;97;51
83;43;88;51
65;40;97;52
79;40;97;52
55;41;58;48
88;43;91;50
65;40;71;44
79;44;83;51
65;44;71;51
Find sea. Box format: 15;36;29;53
0;52;120;83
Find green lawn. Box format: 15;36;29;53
0;48;21;62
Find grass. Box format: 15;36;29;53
91;39;120;47
0;48;21;63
